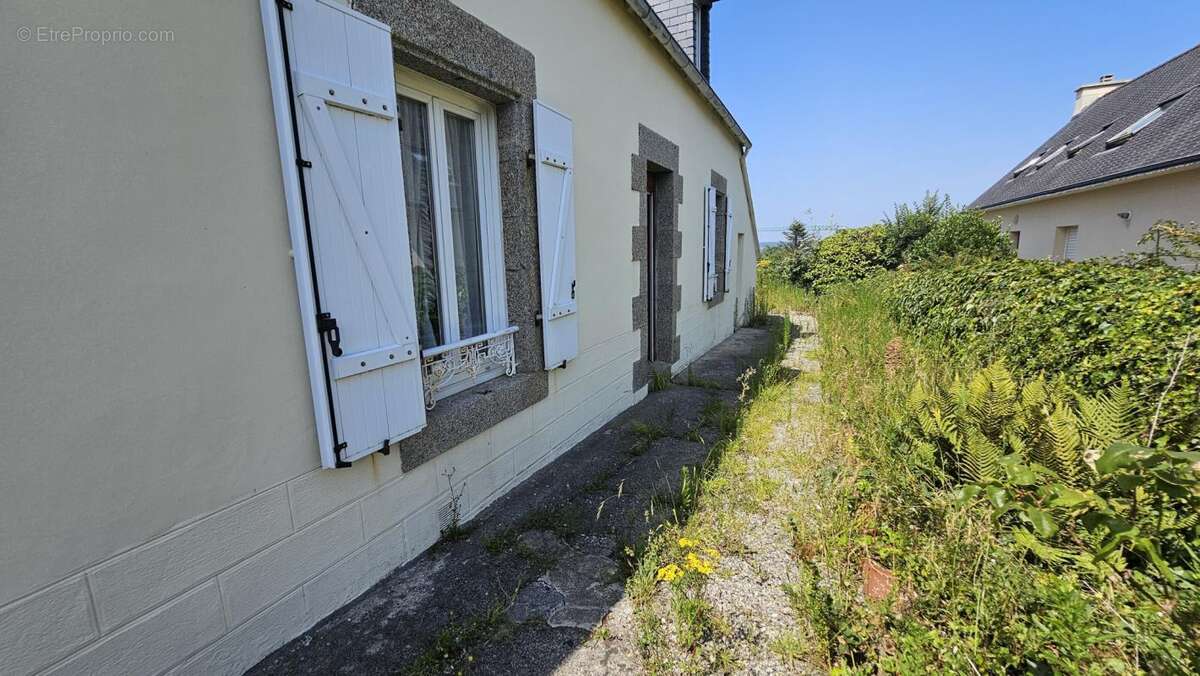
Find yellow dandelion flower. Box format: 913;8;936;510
656;563;683;583
677;537;699;549
704;547;720;559
684;552;715;575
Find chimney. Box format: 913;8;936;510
1073;74;1128;116
648;0;715;79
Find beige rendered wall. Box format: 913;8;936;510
0;1;755;674
988;167;1200;261
452;0;754;371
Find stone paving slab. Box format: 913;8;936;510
249;327;775;676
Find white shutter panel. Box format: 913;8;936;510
703;186;718;301
723;210;736;293
262;0;425;468
533;100;579;370
1063;227;1079;261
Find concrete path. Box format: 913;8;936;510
248;327;776;675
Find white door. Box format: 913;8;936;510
263;0;426;467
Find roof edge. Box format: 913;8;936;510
976;154;1200;210
620;0;752;151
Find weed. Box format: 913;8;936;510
581;467;614;494
684;366;721;390
627;420;666;456
768;630;810;666
520;503;584;539
403;601;513;676
649;368;673;392
699;398;737;438
482;527;518;555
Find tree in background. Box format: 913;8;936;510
881;191;953;266
905;209;1015;263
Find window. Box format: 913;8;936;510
1013;151;1045;177
1067;124;1112;158
1008;230;1020;251
395;69;510;404
1106;94;1185;148
1034;143;1068;169
1055;225;1080;261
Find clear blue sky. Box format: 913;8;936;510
708;1;1200;243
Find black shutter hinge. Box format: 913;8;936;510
296;158;312;169
276;0;294;11
333;441;351;468
379;439;391;456
317;312;343;356
571;280;576;299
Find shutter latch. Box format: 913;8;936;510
570;280;576;300
316;312;343;357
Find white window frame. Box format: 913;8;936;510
395;67;511;404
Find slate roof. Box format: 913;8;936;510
972;43;1200;209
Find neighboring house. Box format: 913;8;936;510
972;43;1200;262
0;1;757;674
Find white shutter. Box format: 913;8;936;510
1063;227;1079;261
723;210;736;293
703;186;718;301
533;100;579;370
262;0;425;468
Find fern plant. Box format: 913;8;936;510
896;363;1200;582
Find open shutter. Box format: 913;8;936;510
703;186;718;301
262;0;425;468
723;210;736;293
533;100;579;370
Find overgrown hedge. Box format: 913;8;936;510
886;259;1200;447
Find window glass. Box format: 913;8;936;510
444;111;487;339
397;95;442;348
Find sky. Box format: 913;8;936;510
708;1;1200;244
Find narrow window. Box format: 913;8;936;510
1008;230;1020;252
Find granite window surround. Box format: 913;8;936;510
631;124;684;391
352;0;546;471
707;169;728;307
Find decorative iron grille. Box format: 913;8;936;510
421;327;518;409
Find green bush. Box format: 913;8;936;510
804;226;889;293
886;259;1200;448
881;191;952;266
904;209;1015;263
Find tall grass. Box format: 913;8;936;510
807;278;1195;673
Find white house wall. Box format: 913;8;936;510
0;1;755;674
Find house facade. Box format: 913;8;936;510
972;44;1200;262
0;1;757;674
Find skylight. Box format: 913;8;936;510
1105;94;1184;148
1067;125;1112;158
1012;152;1044;177
1034;143;1068;168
